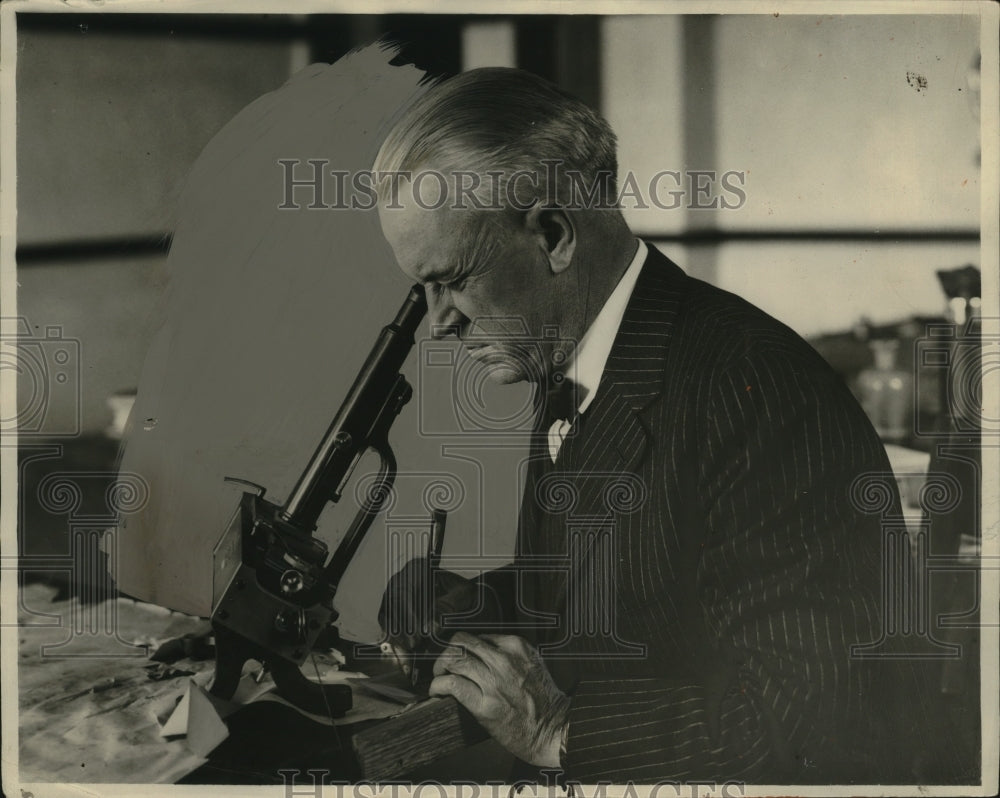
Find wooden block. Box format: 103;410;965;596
351;696;489;781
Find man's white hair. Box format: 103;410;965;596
373;67;619;214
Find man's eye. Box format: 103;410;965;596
427;277;467;296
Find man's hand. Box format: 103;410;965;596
430;631;570;768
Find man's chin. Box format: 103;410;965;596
482;365;527;385
466;345;533;385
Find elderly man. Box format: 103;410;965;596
375;67;928;784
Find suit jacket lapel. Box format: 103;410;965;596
541;246;686;618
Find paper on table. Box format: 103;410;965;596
159;669;276;755
184;683;231;757
158;689;191;738
159;680;231;757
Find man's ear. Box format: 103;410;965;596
524;204;576;275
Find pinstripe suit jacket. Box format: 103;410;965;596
482;245;931;784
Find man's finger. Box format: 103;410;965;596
433;644;492;688
432;646;460;677
479;633;531;658
448;631;510;672
429;673;483;713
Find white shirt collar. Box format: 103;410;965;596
564;239;648;415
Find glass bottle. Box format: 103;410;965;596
858;338;913;445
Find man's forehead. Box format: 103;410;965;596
378;169;449;216
379;202;466;282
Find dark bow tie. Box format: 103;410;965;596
540;373;583;427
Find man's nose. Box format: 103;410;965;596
427;290;465;339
